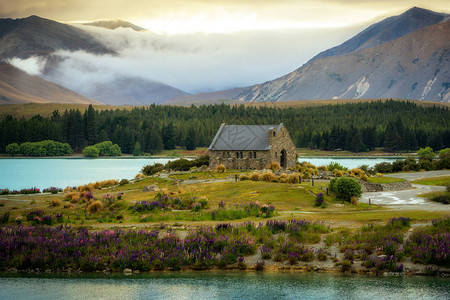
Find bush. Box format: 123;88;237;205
374;162;393;173
50;199;62;207
142;163;164;175
92;141;122;156
328;162;345;171
260;171;278;182
431;193;450;204
418;147;435;160
87;200;103;214
267;162;281;172
5;143;20;156
330;177;362;203
82;146;100;158
239;174;249;181
249;172;260;181
255;260;265;271
216;164;226;173
119;179;129;186
288;173;300;184
314;193;324;207
0;212;9;224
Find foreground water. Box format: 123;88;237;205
0;272;448;300
0;157;399;190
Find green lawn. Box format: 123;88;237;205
411;176;450;186
367;177;406;184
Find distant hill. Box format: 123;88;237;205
164;88;245;105
0;63;101;104
235;10;450;103
84;76;189;106
308;7;449;63
82;20;146;31
0;15;114;59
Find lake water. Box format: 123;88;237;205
0;273;448;300
0;157;399;190
299;157;400;169
0;158;171;190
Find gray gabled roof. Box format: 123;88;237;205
208;123;283;151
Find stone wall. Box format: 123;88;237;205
268;125;297;169
209;150;271;170
361;180;412;192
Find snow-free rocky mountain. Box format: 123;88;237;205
234;7;450;103
0;16;187;105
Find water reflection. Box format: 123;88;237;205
0;273;448;300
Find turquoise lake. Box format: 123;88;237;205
0;273;448;300
0;157;399;190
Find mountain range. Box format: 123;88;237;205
234;7;450;103
0;7;449;105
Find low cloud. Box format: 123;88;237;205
9;24;363;95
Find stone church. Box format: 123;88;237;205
208;123;297;170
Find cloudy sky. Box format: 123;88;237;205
2;0;449;95
1;0;449;34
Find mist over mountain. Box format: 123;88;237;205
81;20;145;31
0;62;100;104
0;15;113;59
1;7;449;105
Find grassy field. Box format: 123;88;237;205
1;169;448;229
411;176;450;186
367;177;406;184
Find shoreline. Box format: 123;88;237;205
2;264;448;277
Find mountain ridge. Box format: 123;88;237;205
235;19;450;102
0;62;101;105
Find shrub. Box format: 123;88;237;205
328;162;345;171
333;170;343;177
360;174;368;181
314;193;324;207
119;179;129;186
330;177;362;203
351;168;365;177
43;187;62;194
260;171;278;182
340;259;352;272
239;174;249;181
216;164;226;173
431;193;450;204
418;147;435;161
279;174;289;183
142;163;164;175
65;192;80;203
255;260;265;271
50;199;62;207
249;172;260;181
0;212;9;224
318;165;328;171
268;161;281;172
82;146;100;158
350;197;359;205
87;200;103;214
288;173;300;184
5;143;20;156
374;162;393;174
92;141;122;156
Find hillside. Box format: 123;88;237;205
0;15;113;59
0;63;101;105
235;20;450;103
308;7;448;62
